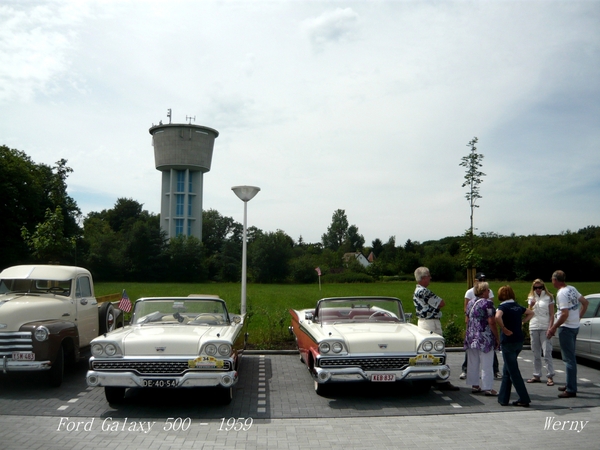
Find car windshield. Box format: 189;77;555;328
316;298;404;324
0;278;72;297
132;298;230;326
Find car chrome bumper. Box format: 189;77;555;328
86;369;238;389
313;364;451;384
2;356;51;373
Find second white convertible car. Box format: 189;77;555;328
86;296;247;404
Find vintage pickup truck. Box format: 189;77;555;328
0;264;123;386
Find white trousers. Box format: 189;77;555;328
530;329;555;378
417;318;443;336
466;348;494;390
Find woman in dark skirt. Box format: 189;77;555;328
495;285;535;407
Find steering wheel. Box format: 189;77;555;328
369;310;392;319
48;286;67;293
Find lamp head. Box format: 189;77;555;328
232;185;260;202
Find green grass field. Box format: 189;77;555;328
95;281;600;349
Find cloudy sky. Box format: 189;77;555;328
1;0;599;246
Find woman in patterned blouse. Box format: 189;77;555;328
464;281;500;396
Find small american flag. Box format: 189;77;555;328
118;289;132;313
315;267;321;276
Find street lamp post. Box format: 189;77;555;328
231;185;260;316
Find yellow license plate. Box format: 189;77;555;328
409;354;440;366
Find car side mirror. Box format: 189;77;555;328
404;313;412;322
305;312;314;321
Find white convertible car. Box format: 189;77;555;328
86;296;247;404
289;296;450;395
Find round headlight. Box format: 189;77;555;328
91;343;104;357
332;342;343;353
218;344;231;356
205;344;217;356
105;343;117;356
434;340;445;352
422;341;433;352
319;342;330;354
34;326;49;342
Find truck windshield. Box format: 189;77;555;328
0;279;72;296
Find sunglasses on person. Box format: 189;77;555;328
534;286;544;290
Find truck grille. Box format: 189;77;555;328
0;332;33;357
318;355;445;371
91;359;232;375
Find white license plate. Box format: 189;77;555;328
141;379;178;388
371;373;396;382
12;352;35;361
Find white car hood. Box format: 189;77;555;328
312;322;424;353
118;325;225;356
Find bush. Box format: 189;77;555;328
442;315;464;347
322;272;375;283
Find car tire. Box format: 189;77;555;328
314;380;330;396
99;303;116;334
215;387;233;405
412;380;432;394
47;345;64;387
105;387;126;404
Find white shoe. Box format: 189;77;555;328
459;372;466;380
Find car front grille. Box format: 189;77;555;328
318;355;445;371
91;359;232;375
0;332;33;357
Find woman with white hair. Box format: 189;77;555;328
464;282;499;396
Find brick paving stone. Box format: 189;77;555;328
2;350;600;448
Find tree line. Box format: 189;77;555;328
2;144;599;282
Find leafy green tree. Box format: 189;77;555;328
322;209;349;251
289;254;321;283
425;254;458;282
202;209;240;254
122;214;168;281
106;198;143;232
166;235;207;282
459;137;485;278
82;216;122;280
21;206;76;262
371;238;384;258
346;224;365;252
1;148;81;266
47;159;81;240
249;230;294;283
1;146;45;265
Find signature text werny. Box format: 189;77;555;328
544;417;589;432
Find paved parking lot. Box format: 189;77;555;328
1;350;599;448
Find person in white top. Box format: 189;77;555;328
526;279;555;386
546;270;589;398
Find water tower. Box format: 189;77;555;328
149;113;219;240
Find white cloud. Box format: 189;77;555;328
1;0;599;245
302;7;360;52
0;1;92;102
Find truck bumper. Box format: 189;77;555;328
2;356;51;373
86;369;238;389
